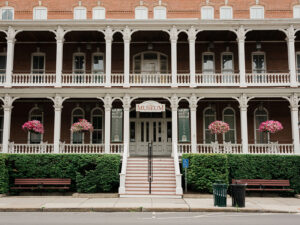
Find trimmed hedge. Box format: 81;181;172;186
0;155;8;194
6;154;120;193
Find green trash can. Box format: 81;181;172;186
213;182;228;207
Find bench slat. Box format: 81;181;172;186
11;178;71;190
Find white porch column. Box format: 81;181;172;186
104;94;112;154
105;27;113;88
171;95;178;155
5;27;16;88
286;26;298;87
123;27;131;88
55;26;65;88
190;94;197;153
170;27;178;88
235;94;249;153
123;94;131;154
188;27;196;88
1;95;17;153
237;26;246;88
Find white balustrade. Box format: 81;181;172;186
8;142;54;154
248;144;294;154
111;73;124;86
177;73;190;86
173;143;183;195
177;144;192;156
110;144;124;154
59;143;105;154
119;143;128;194
0;74;5;84
246;73;290;86
195;73;240;86
129;73;172;86
62;73;106;86
197;143;243;154
12;73;56;86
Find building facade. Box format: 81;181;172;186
1;0;300;196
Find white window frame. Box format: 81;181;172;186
92;7;105;19
73;52;86;74
222;107;236;144
92;52;105;74
201;6;214;20
28;106;44;144
1;7;14;20
71;106;85;144
219;6;233;19
254;107;269;144
0;52;6;74
203;107;217;144
135;6;148;19
31;52;46;74
294;5;300;19
251;51;266;73
33;6;47;20
90;107;104;144
221;52;234;73
153;6;167;19
133;51;168;74
250;5;264;19
74;6;87;20
202;52;215;73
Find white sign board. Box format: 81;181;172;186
136;101;166;112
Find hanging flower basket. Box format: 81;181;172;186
259;120;283;133
208;121;230;134
22;120;44;134
71;119;93;133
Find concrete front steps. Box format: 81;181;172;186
120;157;182;198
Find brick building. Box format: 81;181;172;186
0;0;300;196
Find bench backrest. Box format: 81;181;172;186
232;179;290;186
14;178;71;185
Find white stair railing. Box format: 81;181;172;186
173;143;183;195
119;143;129;194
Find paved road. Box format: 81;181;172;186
0;212;299;225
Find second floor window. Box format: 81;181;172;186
0;54;6;74
135;6;148;19
202;53;215;73
32;54;45;74
73;54;85;74
221;53;234;73
92;54;104;74
252;53;266;73
220;6;233;19
250;6;264;19
201;6;214;20
153;6;167;19
33;7;47;20
1;7;14;20
29;107;43;144
93;7;105;19
74;7;87;20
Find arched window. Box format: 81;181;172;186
153;6;167;19
220;6;233;19
93;7;105;19
91;107;103;143
71;107;85;144
294;5;300;18
223;107;236;143
203;107;216;144
74;6;87;20
1;7;14;20
133;52;168;74
250;5;264;19
33;6;47;20
135;6;148;19
254;107;269;143
29;106;43;144
201;6;214;20
0;108;3;144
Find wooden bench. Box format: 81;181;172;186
232;179;294;192
11;178;71;190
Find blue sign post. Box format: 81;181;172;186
182;159;189;193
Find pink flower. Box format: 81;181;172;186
208;121;230;134
259;120;283;133
71;119;94;133
22;120;44;134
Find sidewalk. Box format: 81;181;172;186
0;195;299;213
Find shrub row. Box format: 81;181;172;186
1;154;120;194
0;155;8;194
182;154;300;194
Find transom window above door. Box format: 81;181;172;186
133;52;168;74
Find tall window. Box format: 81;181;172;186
133;52;168;74
32;53;45;74
93;7;105;19
91;108;103;143
252;52;266;73
72;107;84;144
0;53;6;74
220;6;233;19
204;107;216;144
202;53;215;73
73;53;85;74
294;6;300;18
0;109;3;144
250;6;264;19
254;107;269;144
223;108;236;143
33;7;47;20
135;6;148;19
201;6;214;20
296;52;300;81
92;53;104;74
74;7;87;20
1;7;14;20
221;52;234;73
153;6;167;19
29;107;43;144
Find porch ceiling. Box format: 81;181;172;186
16;31;56;42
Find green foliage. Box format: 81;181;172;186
0;154;9;194
182;154;229;193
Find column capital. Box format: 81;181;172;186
0;94;18;110
284;93;299;111
188;26;197;42
285;25;296;41
123;94;131;110
48;94;69;110
105;26;113;42
170;94;178;110
54;26;66;43
235;26;247;42
189;94;198;110
6;26;17;43
104;94;112;110
234;94;253;110
122;26;131;42
170;26;178;42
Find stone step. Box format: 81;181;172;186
125;184;176;188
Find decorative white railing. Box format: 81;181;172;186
59;143;105;154
195;73;240;86
177;73;190;86
12;73;56;86
62;73;106;86
246;73;290;86
119;143;129;194
0;74;5;84
173;143;183;195
129;73;172;86
8;142;54;154
248;143;294;154
197;143;243;154
177;144;192;156
111;73;124;86
110;144;124;154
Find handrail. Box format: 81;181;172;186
173;143;183;195
118;143;129;194
148;141;153;194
